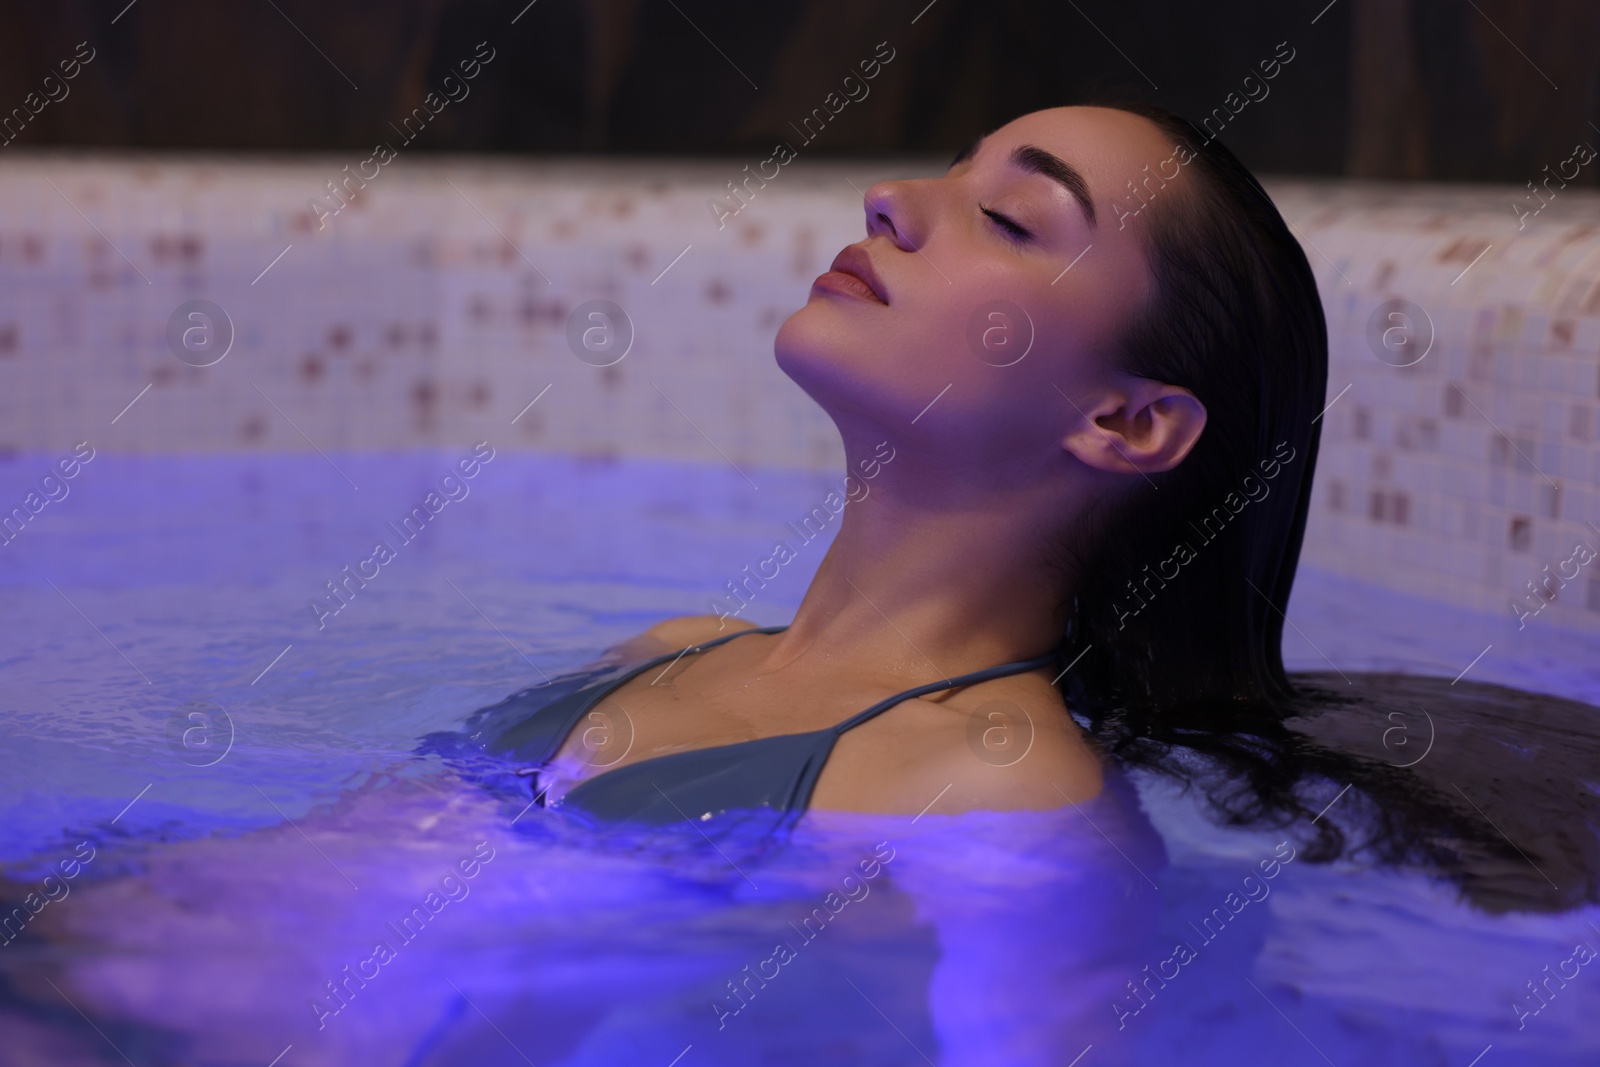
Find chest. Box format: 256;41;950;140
542;654;932;787
518;647;1097;816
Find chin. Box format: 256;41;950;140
774;303;838;392
775;298;937;430
773;318;867;428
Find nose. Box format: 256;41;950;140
862;179;925;252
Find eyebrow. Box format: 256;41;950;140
949;135;1098;228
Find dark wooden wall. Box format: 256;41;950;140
1;0;1596;182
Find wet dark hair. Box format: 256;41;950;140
1048;101;1598;914
1054;101;1322;724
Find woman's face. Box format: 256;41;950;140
776;106;1181;477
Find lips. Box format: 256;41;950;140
816;245;888;304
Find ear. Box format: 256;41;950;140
1059;377;1207;476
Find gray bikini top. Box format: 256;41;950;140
471;625;1059;829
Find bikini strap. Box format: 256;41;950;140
676;623;788;655
599;623;1056;737
598;623;787;694
831;649;1060;735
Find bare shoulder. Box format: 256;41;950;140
919;674;1106;813
600;613;760;665
816;670;1105;814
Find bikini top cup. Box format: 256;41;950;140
472;625;1059;829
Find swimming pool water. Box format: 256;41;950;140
1;451;1597;1065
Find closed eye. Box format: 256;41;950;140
981;205;1032;243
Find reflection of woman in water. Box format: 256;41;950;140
6;103;1599;1065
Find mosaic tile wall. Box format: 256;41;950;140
0;154;899;468
1270;181;1600;633
2;155;1598;632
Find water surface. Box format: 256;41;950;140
2;452;1597;1065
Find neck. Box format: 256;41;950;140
756;443;1082;684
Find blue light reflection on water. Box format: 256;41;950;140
0;452;1597;1065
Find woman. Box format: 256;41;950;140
8;103;1596;1066
470;104;1599;919
470;101;1326;832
